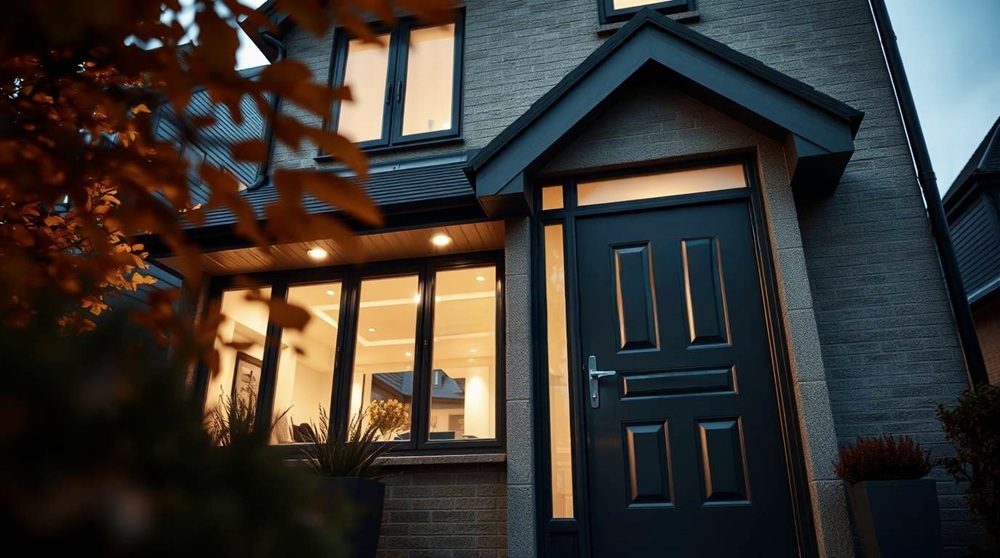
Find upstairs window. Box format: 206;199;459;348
330;16;464;150
599;0;694;24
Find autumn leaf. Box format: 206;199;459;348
273;169;382;227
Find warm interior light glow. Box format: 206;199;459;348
431;233;452;247
368;326;377;332
476;275;486;282
307;247;329;261
325;290;336;296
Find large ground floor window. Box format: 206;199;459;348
202;253;503;452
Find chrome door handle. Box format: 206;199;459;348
588;355;616;408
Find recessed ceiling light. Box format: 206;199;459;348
325;290;336;296
430;233;452;247
367;326;376;333
469;348;477;353
412;294;421;303
475;275;486;282
467;358;475;363
306;247;328;261
405;351;412;357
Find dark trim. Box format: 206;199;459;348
598;0;694;24
198;251;505;456
869;0;988;387
531;156;817;557
322;12;464;155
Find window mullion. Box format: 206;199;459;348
387;22;411;144
411;265;435;450
254;282;288;443
330;273;360;441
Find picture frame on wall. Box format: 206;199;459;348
232;352;262;405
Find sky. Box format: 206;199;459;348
233;1;1000;194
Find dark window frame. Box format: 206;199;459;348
197;251;504;457
321;11;465;156
597;0;694;24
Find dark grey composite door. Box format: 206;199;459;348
576;199;798;557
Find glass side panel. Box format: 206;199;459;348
271;282;342;445
349;275;420;441
207;287;272;415
427;266;498;442
401;24;456;137
541;185;564;210
577;164;747;207
545;224;574;518
338;34;391;143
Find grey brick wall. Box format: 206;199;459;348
378;463;507;558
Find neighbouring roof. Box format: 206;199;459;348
943;115;1000;211
466;8;864;217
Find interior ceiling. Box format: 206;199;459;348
157;220;504;276
225;261;497;374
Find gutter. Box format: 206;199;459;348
248;32;285;190
869;0;989;387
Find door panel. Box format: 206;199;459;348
577;199;797;557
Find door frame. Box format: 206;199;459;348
530;154;818;557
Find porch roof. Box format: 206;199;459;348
466;8;865;217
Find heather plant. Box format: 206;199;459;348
937;386;1000;553
834;434;933;485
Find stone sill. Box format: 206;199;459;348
597;11;700;36
376;453;506;467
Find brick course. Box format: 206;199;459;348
376;463;508;558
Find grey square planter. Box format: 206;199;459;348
847;479;943;558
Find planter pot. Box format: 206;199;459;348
316;477;386;558
846;479;943;558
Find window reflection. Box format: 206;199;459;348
428;266;497;441
348;275;420;441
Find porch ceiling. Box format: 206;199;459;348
155;220;504;276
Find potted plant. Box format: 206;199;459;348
299;407;395;558
834;434;942;557
937;385;1000;556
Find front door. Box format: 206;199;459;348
577;198;798;556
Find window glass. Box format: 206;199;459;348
401;24;456;137
544;225;574;518
348;275;420;441
338;34;391;143
577;164;747;207
613;0;665;7
428;266;497;442
541;185;564;210
206;287;272;414
271;282;342;445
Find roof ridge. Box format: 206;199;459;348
943;114;1000;205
